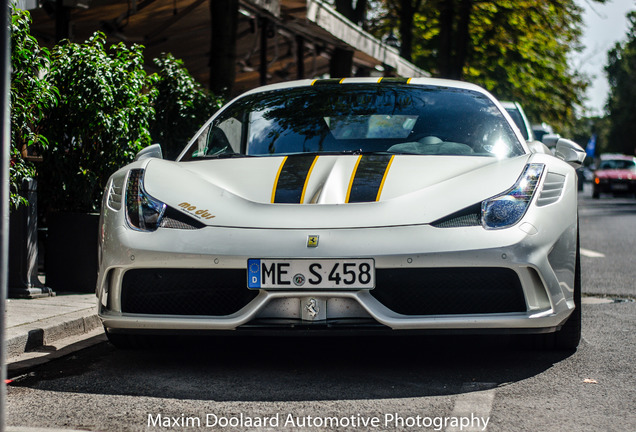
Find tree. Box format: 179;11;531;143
464;0;587;128
371;0;606;130
605;11;636;156
151;54;224;160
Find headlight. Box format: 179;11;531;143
482;163;544;229
125;169;166;232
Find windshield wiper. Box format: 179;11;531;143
295;150;393;156
202;152;250;159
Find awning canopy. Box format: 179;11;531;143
28;0;429;96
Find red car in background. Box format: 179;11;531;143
592;154;636;198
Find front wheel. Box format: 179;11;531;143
553;242;581;350
538;234;581;351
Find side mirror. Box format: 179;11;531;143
541;134;561;148
135;143;163;161
554;138;586;168
527;140;552;154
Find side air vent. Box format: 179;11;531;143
536;172;565;206
431;203;481;228
107;177;125;211
160;207;206;230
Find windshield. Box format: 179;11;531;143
180;84;525;160
598;159;636;170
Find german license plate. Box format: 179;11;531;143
247;258;375;289
611;183;628;191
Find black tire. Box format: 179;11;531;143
552;241;582;350
104;327;138;349
537;234;581;351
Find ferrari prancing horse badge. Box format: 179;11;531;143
307;235;319;248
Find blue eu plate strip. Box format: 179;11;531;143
247;259;261;288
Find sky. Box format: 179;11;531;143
574;0;636;116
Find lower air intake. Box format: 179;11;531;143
371;267;526;315
121;269;258;316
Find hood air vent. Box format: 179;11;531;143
431;203;481;228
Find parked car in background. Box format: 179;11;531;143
501;101;534;142
592;154;636;198
532;123;556;144
501;101;553;157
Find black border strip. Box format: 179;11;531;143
347;155;394;203
273;155;317;203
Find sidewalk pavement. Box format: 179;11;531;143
4;293;105;372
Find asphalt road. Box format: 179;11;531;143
6;184;636;432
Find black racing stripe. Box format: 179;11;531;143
378;77;410;84
348;155;394;203
311;78;343;86
273;155;316;203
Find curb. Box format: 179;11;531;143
6;310;102;361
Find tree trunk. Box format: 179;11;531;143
450;0;472;79
209;0;238;98
330;47;354;78
331;0;367;77
335;0;367;26
398;0;420;62
437;0;454;77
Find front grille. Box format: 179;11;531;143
121;269;258;316
371;267;526;315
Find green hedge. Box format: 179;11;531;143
10;7;223;214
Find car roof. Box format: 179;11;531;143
238;77;495;99
599;153;636;161
500;101;518;109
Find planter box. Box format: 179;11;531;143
46;212;99;293
9;179;55;298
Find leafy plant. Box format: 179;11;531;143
11;8;224;215
605;11;636;156
9;8;58;209
38;32;157;214
150;53;224;160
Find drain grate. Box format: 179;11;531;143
582;295;635;305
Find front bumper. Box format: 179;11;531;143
98;219;577;334
595;178;636;194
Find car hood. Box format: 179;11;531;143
143;155;531;229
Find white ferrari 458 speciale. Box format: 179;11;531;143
97;77;586;349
